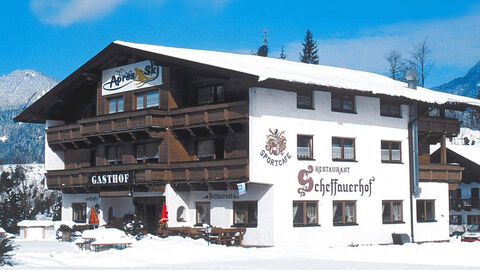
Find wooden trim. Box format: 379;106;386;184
381;200;403;224
333;200;357;225
381;140;402;163
232;201;258;227
293;200;318;226
332;137;356;161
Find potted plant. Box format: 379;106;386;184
59;225;72;242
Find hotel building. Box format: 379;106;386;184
15;41;480;246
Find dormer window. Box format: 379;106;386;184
197;85;225;105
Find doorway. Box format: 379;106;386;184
133;196;165;233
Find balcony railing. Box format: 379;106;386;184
170;101;248;130
419;163;464;184
46;101;248;147
46;157;248;189
417;116;460;136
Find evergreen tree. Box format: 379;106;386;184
0;235;14;266
299;29;319;64
0;165;61;233
279;45;287;60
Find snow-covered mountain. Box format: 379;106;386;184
0;70;57;111
0;70;57;164
434;61;480;129
435;61;480;98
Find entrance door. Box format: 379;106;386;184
133;196;165;233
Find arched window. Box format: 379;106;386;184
177;206;186;222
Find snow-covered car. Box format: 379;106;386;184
461;231;480;242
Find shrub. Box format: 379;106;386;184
0;235;15;266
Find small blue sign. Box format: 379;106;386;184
237;183;246;196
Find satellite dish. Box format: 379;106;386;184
257;45;268;57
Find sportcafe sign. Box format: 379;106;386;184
259;129;292;166
89;172;133;186
101;60;162;96
297;165;375;197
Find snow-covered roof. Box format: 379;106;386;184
115;40;480;108
17;220;55;227
444;145;480;166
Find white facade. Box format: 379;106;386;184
52;86;451;247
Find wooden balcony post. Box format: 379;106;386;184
441;134;447;164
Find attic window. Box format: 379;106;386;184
297;90;313;109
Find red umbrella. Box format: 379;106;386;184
159;203;168;223
88;207;99;225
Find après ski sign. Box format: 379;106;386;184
102;60;162;96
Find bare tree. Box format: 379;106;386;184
409;38;434;87
385;49;404;80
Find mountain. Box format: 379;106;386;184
435;61;480;98
0;70;57;164
434;61;480;130
0;70;57;111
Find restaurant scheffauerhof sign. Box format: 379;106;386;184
102;60;162;96
260;129;291;166
89;172;133;186
297;165;375;197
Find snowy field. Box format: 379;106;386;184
4;236;480;270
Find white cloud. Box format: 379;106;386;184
273;10;480;86
30;0;231;26
30;0;127;26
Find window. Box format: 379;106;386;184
331;93;355;113
135;143;159;163
72;203;87;223
198;139;215;159
108;96;124;114
233;201;258;227
197;85;225;105
297;135;313;159
89;149;96;167
380;99;401;117
106;145;123;165
293;201;318;226
333;201;357;225
428;107;440;117
136;90;159;109
381;141;401;163
332;137;355;161
450;215;462;225
467;215;480;225
196;202;210;225
382;200;403;223
177;206;186;222
297;90;313;109
417;200;435;222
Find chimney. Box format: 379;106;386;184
406;70;419;89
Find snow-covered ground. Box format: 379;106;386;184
4;236;480;269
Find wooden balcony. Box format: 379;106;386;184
419;162;464;187
170;101;248;130
46;101;248;148
46;157;248;191
417;116;460;136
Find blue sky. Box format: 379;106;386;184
1;0;480;87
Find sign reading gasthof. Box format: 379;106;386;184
101;60;162;96
89;172;133;186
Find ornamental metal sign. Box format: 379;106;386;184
101;60;162;96
89;172;133;186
